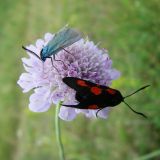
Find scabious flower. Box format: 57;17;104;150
17;31;120;121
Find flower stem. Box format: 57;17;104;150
135;149;160;160
55;101;65;160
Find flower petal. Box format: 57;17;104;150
59;106;77;121
109;69;121;80
97;108;110;119
51;90;64;104
17;73;35;92
44;33;53;42
36;39;44;49
29;87;51;112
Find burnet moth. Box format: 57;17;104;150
22;26;82;67
62;77;150;118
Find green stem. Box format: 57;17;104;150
55;101;65;160
135;149;160;160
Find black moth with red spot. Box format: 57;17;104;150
62;77;150;118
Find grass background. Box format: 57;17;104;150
0;0;159;160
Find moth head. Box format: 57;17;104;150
40;48;47;62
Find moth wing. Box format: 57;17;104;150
63;77;109;94
47;27;82;56
75;92;85;102
63;77;96;92
75;92;92;102
59;27;82;48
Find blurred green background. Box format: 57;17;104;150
0;0;159;160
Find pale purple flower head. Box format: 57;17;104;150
17;31;120;121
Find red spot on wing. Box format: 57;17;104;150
77;80;89;87
106;89;116;95
91;87;102;95
88;104;99;109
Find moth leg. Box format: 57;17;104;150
60;47;75;59
53;55;67;68
60;47;71;54
47;57;59;73
33;86;42;89
96;108;104;118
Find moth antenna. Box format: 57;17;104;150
22;46;42;61
124;85;150;99
123;101;147;118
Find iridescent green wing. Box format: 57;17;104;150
46;27;82;56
